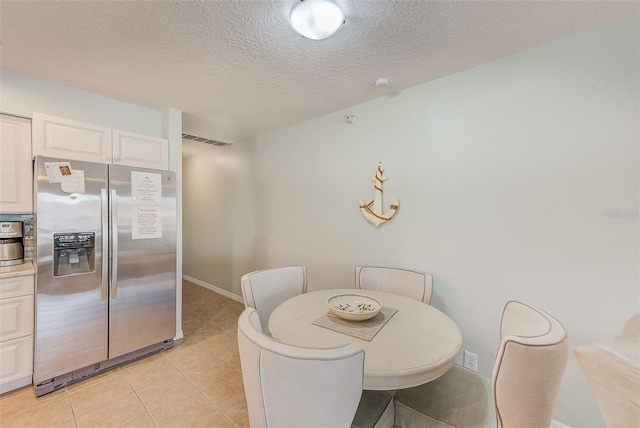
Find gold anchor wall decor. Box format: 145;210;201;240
359;162;399;226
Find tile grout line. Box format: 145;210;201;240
166;338;244;427
63;386;79;428
0;282;248;428
122;374;159;428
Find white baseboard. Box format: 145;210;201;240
182;275;243;303
551;420;571;428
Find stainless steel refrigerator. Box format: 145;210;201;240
34;156;176;395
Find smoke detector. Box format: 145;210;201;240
375;77;389;88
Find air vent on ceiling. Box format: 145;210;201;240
182;133;231;147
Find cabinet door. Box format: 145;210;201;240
0;294;34;342
0;114;32;213
0;335;33;393
32;113;112;164
113;129;169;170
0;275;34;299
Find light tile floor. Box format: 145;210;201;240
0;280;250;427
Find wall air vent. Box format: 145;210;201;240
181;133;231;147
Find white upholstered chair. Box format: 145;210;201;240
355;266;433;305
237;308;394;428
394;299;569;428
574;313;640;427
241;265;307;334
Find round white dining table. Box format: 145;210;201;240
269;289;463;390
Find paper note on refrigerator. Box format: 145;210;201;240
44;161;73;183
131;171;162;202
132;206;162;239
61;170;86;193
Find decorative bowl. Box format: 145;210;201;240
327;293;382;321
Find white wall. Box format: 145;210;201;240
183;142;256;298
0;69;163;137
183;15;639;426
1;69;184;339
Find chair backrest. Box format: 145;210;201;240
355;266;433;304
574;313;640;427
492;299;569;428
241;265;308;334
237;307;365;428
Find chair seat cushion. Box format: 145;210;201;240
352;390;394;428
393;365;496;428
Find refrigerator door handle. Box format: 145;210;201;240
111;189;119;300
101;188;109;301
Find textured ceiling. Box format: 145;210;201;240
1;1;638;151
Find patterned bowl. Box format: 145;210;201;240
327;293;382;321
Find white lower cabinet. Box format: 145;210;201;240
0;335;33;393
0;274;34;393
0;295;34;342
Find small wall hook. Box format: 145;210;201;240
345;115;356;124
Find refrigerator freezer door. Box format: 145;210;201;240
34;157;109;382
108;165;176;358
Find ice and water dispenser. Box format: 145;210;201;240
53;232;95;276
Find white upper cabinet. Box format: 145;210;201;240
32;113;112;164
32;113;169;171
0;114;33;213
113;129;169;170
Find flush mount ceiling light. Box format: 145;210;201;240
290;0;345;40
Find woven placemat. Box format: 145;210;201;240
312;307;398;341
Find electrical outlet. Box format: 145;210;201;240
464;351;478;372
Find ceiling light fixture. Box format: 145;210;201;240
290;0;345;40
